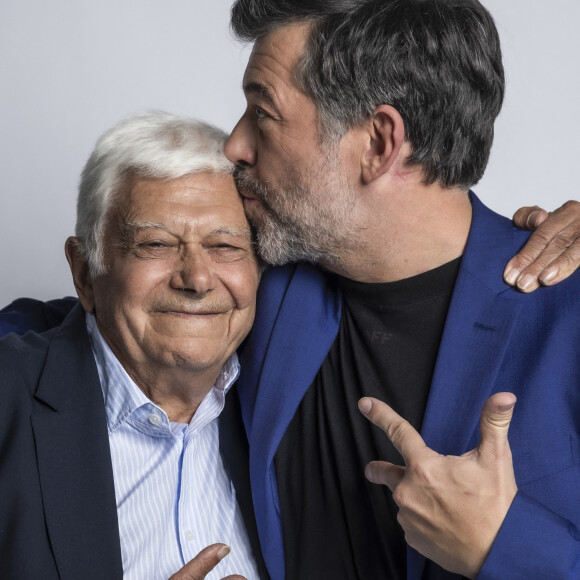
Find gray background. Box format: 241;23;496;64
1;0;579;305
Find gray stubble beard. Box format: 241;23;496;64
233;153;360;267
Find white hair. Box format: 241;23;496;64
76;111;233;275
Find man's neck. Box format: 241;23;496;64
323;183;473;283
89;315;226;423
121;359;230;423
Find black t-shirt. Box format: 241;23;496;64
275;258;462;579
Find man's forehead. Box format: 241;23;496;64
243;22;311;85
123;172;238;202
113;173;246;225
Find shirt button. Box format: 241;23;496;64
148;414;161;426
185;530;195;542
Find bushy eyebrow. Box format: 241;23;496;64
207;227;254;243
121;221;253;243
123;220;170;233
243;81;277;110
118;220;170;246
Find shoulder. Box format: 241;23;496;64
258;263;338;306
0;297;77;337
0;330;53;409
0;329;53;364
0;302;85;401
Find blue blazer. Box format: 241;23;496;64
237;194;580;579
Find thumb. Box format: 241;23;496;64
168;544;231;580
477;392;517;461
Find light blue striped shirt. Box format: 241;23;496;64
86;313;260;580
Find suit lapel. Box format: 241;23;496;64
238;264;341;579
32;305;123;580
421;273;521;454
408;194;523;580
220;386;270;579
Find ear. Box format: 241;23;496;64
65;237;96;313
361;105;406;185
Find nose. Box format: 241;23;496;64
170;247;216;296
225;114;257;167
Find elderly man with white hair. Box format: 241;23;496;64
0;112;266;580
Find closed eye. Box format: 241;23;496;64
130;240;178;259
253;105;271;122
207;243;250;262
211;243;246;252
140;241;167;247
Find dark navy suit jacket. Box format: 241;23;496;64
0;304;123;579
3;194;580;579
0;303;267;579
236;194;580;580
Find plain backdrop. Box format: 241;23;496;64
1;0;579;305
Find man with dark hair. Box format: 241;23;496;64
224;1;580;578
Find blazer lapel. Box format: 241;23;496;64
220;386;270;579
32;305;123;580
238;264;341;579
407;194;523;580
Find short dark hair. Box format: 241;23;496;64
231;0;505;188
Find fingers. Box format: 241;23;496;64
512;205;549;230
364;461;405;491
505;200;580;292
358;397;427;462
536;238;580;287
477;392;516;461
168;544;232;580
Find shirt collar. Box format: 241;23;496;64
86;313;240;436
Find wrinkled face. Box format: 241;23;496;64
79;172;260;382
225;22;360;266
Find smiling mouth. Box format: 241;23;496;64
151;308;228;320
161;310;224;316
